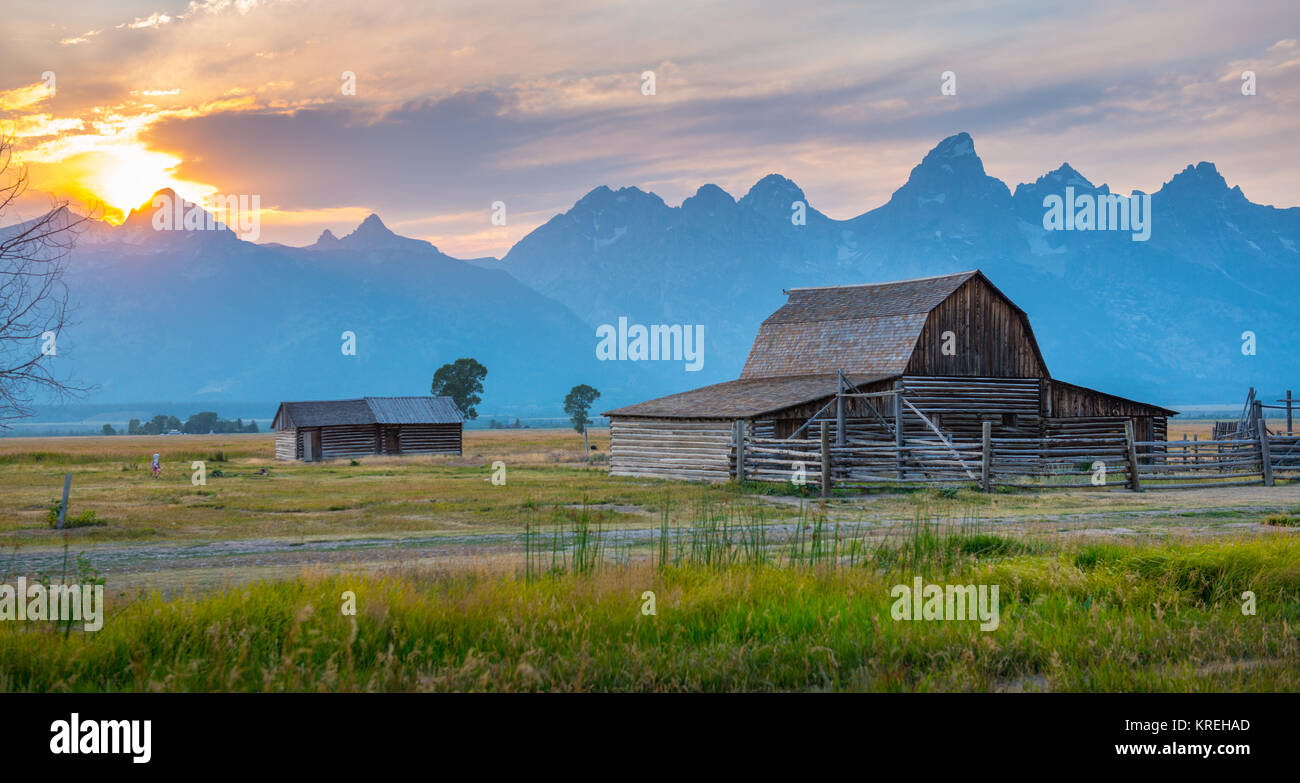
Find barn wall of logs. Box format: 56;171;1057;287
319;425;380;460
608;375;1170;483
609;417;734;481
276;423;463;461
395;424;461;454
275;431;297;461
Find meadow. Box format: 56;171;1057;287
1;427;1298;692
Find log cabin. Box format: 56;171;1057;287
272;396;463;461
603;270;1176;482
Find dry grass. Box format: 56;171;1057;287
0;428;776;545
1;428;1297;552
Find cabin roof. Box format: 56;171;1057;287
603;373;893;419
741;270;988;378
364;396;465;424
273;396;464;429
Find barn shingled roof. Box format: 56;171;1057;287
740;270;978;379
273;396;463;429
605;270;1172;421
602;373;890;419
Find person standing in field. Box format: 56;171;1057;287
151;452;162;478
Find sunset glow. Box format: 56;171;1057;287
1;0;1297;252
81;145;214;220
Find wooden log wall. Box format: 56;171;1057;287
901;376;1041;440
394;424;462;454
319;425;379;460
1046;380;1165;418
1046;416;1162;455
609;418;734;482
274;431;297;461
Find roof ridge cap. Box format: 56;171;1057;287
784;270;977;294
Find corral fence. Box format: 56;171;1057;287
733;399;1297;494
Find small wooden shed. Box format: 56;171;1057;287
272;396;464;461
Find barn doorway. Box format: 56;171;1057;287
302;430;321;462
385;429;401;455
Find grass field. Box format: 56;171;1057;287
1;427;1298;692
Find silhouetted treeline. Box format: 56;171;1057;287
107;412;261;435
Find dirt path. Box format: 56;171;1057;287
4;493;1294;592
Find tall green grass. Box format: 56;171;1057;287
3;510;1297;692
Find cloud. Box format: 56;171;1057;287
121;13;174;30
0;83;53;112
1;0;1297;256
60;30;102;46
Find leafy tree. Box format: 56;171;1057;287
245;419;259;433
146;414;168;435
127;418;141;435
430;357;486;419
166;416;182;432
563;384;600;456
100;423;116;436
183;411;219;434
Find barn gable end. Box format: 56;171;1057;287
904;274;1048;378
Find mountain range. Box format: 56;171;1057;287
9;132;1298;420
495;132;1299;408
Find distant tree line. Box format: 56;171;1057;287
100;412;260;435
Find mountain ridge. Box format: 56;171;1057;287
18;132;1299;415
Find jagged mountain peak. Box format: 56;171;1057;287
1158;162;1240;198
886;132;1010;211
572;185;666;211
911;132;987;177
682;183;737;214
348;213;395;239
1013;162;1108;201
1044;163;1096;189
121;188;185;227
117;187;239;243
925;131;977;160
739;174;808;220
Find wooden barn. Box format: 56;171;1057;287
604;270;1175;482
272;396;464;461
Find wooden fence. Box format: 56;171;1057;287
734;419;1294;494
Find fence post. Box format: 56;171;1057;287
1124;419;1142;492
57;473;71;530
835;370;845;447
820;420;831;498
980;420;992;492
733;419;745;484
894;381;904;482
1255;401;1273;486
1285;390;1293;436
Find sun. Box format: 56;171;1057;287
81;144;214;220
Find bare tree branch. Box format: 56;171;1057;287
0;128;92;428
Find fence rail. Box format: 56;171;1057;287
733;420;1291;494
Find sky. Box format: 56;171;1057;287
1;0;1297;258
